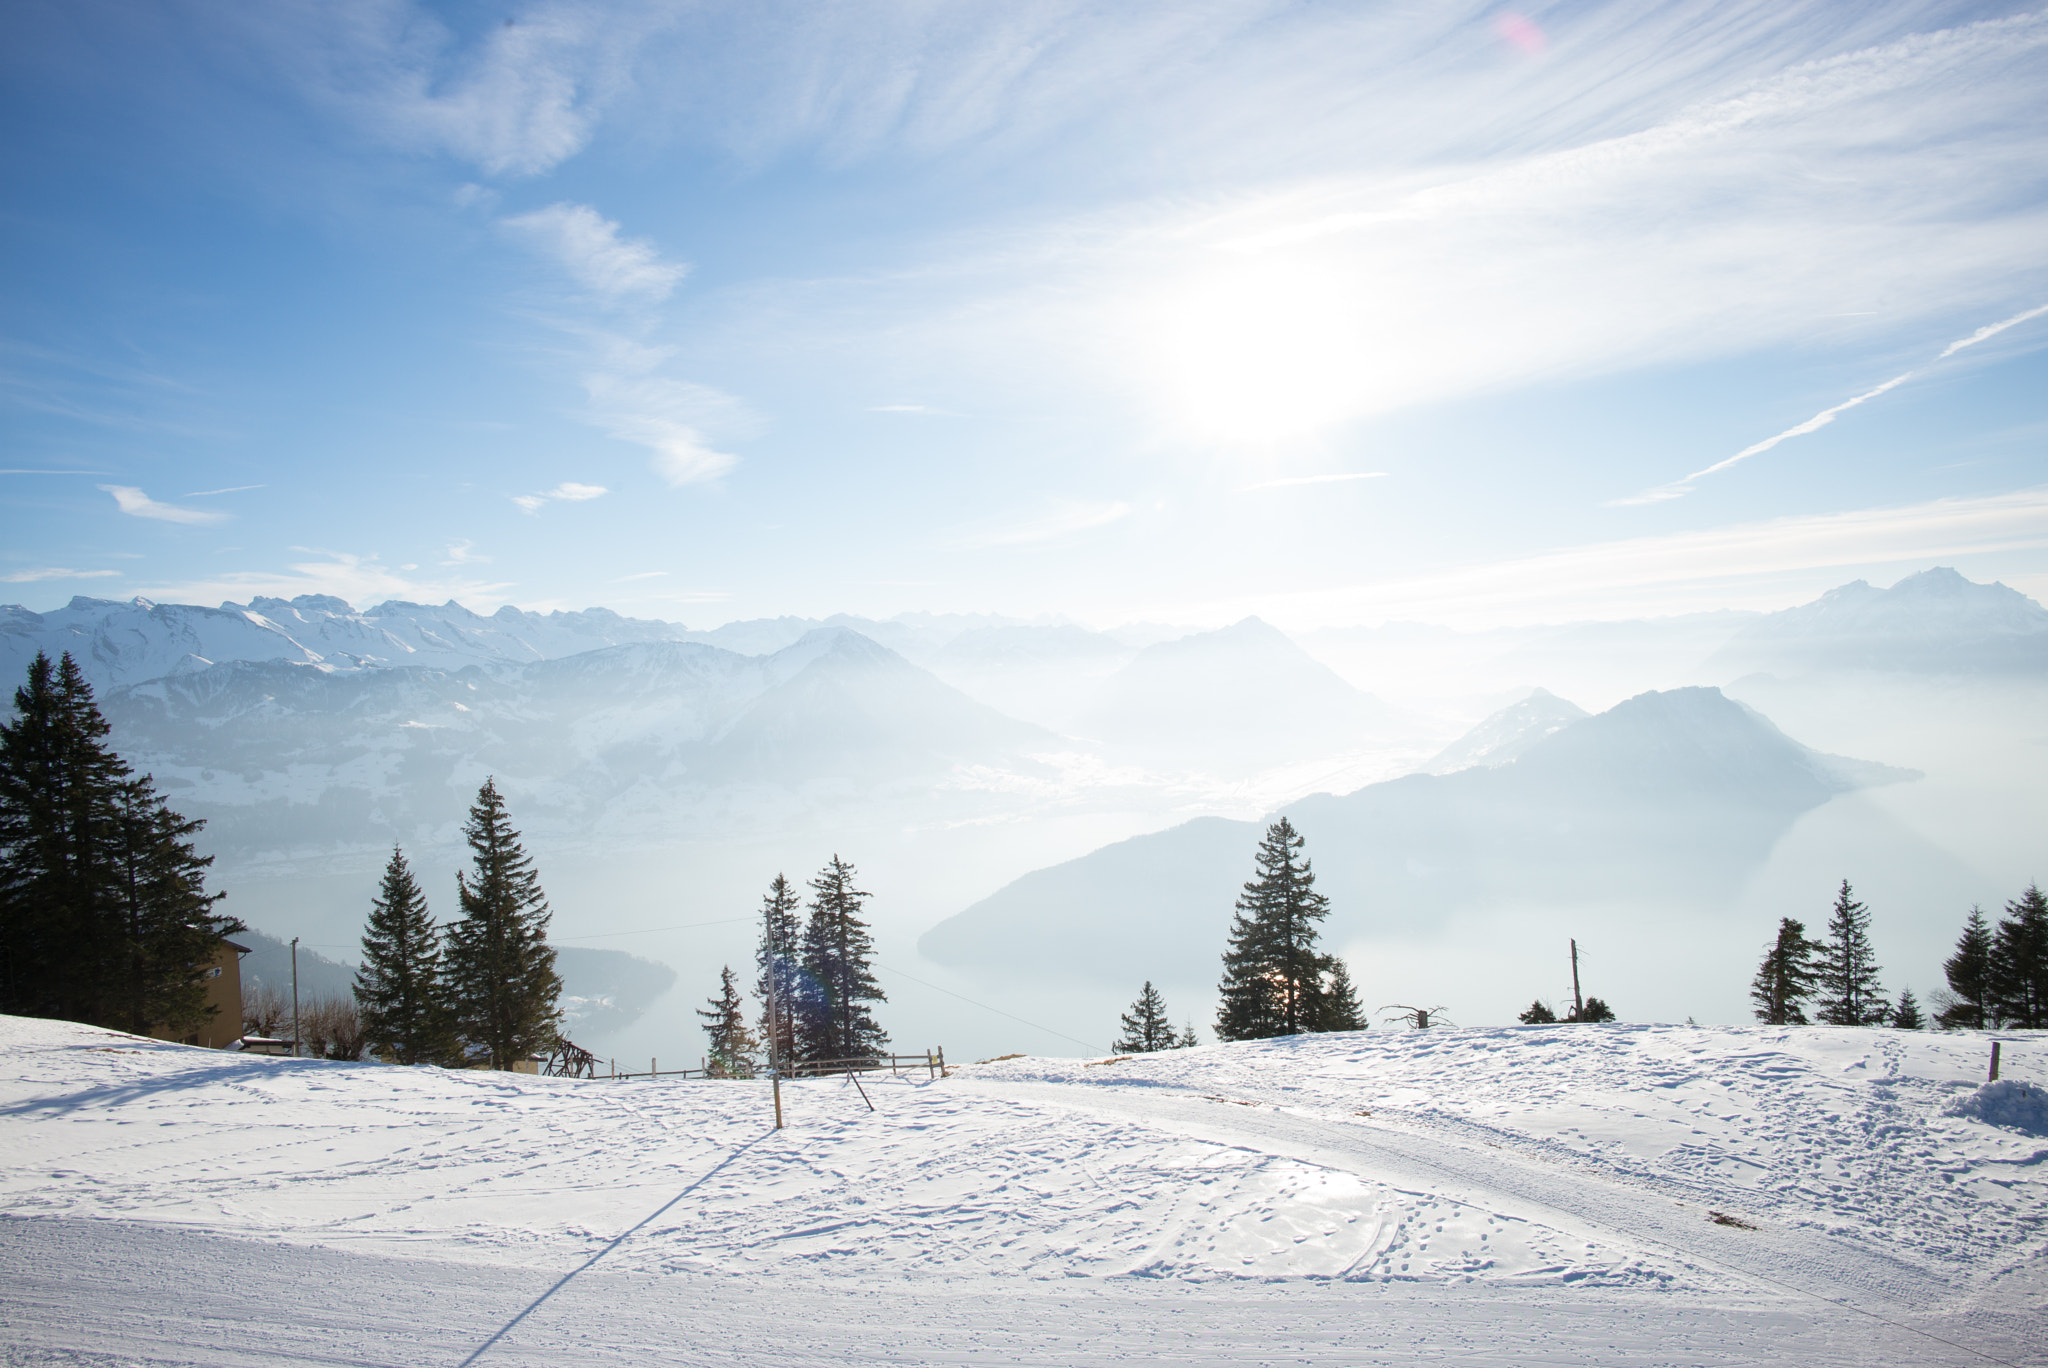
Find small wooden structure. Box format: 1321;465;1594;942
541;1038;600;1079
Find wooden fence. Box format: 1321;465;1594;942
599;1048;947;1082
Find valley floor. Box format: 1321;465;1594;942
0;1017;2041;1366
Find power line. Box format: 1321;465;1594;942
873;959;1106;1056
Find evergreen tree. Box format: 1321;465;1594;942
1572;997;1617;1023
1177;1020;1200;1049
798;855;887;1062
1113;981;1178;1053
0;653;237;1032
443;779;562;1069
1988;884;2048;1029
1216;818;1331;1041
1890;987;1925;1031
1318;956;1367;1032
109;776;233;1038
1813;881;1887;1026
697;965;759;1077
1935;905;1996;1030
1750;917;1820;1025
1519;999;1559;1024
354;846;453;1064
752;874;804;1070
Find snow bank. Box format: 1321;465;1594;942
1945;1077;2048;1136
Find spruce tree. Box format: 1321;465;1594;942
1750;917;1819;1025
1216;818;1331;1041
753;874;804;1070
109;776;233;1038
1519;1000;1559;1024
1813;882;1887;1026
1573;997;1617;1023
354;846;453;1064
1113;981;1177;1053
443;779;562;1069
1177;1020;1200;1049
1935;906;1995;1030
697;965;758;1077
0;652;237;1032
1890;987;1924;1031
1318;957;1367;1032
798;855;887;1062
1988;884;2047;1029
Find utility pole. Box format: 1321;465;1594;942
766;915;785;1130
1569;938;1584;1022
290;937;301;1059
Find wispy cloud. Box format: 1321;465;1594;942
1223;487;2048;629
870;404;953;415
503;203;688;302
578;358;745;487
99;485;229;526
135;551;516;615
441;540;488;566
0;468;110;476
511;480;608;513
1238;472;1388;492
183;484;266;497
1617;302;2048;504
1;567;119;583
946;500;1132;550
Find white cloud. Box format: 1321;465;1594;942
441;540;488;566
1616;301;2048;504
1223;486;2048;629
511;481;610;513
503;203;688;302
135;551;516;615
183;484;266;497
947;501;1132;551
1;567;119;583
581;369;743;486
98;485;230;526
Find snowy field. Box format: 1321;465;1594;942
1;1016;2042;1366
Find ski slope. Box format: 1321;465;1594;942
0;1015;2041;1366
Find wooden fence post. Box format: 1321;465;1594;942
1990;1041;2002;1082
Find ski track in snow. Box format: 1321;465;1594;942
0;1017;2043;1365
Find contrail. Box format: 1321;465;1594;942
1612;302;2048;506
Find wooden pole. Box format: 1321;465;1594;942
1569;939;1584;1021
1989;1041;2002;1082
290;937;300;1059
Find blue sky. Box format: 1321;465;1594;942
4;0;2046;629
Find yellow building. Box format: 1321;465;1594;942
148;937;248;1050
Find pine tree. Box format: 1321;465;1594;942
354;846;453;1065
1519;999;1559;1024
1813;882;1887;1026
1890;987;1925;1031
697;965;759;1077
1935;906;1995;1030
1573;996;1617;1023
1177;1020;1200;1049
1216;818;1331;1041
443;779;562;1070
798;855;887;1062
1988;884;2048;1029
1113;981;1178;1053
1317;956;1367;1032
109;776;233;1038
753;874;804;1070
1750;917;1819;1025
0;653;238;1033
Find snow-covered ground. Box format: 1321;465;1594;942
1;1015;2041;1366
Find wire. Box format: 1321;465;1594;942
553;915;755;942
872;959;1107;1056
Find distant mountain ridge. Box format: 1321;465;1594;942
1706;567;2048;678
919;686;1917;985
98;627;1055;856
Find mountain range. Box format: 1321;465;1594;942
917;686;1918;986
